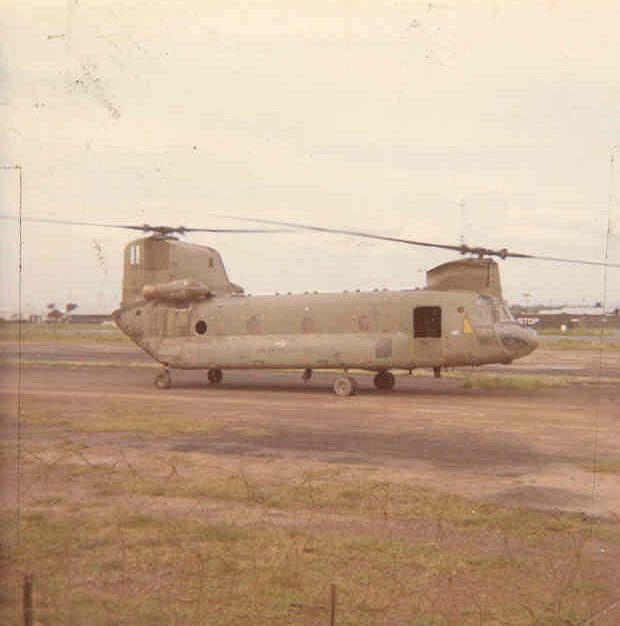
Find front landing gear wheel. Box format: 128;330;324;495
333;376;358;397
207;368;223;384
374;371;395;390
155;370;171;389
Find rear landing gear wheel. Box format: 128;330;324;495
207;368;223;384
333;376;358;397
374;371;395;390
155;370;171;389
302;368;313;382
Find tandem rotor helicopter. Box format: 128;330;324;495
3;213;619;396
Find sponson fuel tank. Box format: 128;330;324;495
143;280;210;302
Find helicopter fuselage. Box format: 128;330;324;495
111;235;538;393
113;287;537;372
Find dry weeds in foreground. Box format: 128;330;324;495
1;395;620;626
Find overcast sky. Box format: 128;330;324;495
1;0;619;314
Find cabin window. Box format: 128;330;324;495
414;306;442;338
195;320;207;334
375;337;393;358
302;316;314;333
357;314;370;332
246;316;261;334
129;243;141;266
208;257;214;268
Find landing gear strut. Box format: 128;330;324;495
433;366;441;379
207;368;223;384
373;371;395;390
333;376;358;397
155;369;171;389
302;368;313;382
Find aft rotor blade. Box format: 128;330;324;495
0;214;143;230
213;214;466;253
0;214;297;234
215;214;620;268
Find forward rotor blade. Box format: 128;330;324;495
215;214;620;268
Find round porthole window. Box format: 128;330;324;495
457;306;465;314
195;320;207;334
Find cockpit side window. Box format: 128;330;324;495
129;243;141;267
491;302;514;322
500;304;515;321
470;295;493;326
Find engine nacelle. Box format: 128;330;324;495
142;279;210;302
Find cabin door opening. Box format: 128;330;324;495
165;308;190;337
413;306;442;365
175;309;190;337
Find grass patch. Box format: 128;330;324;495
0;321;130;344
4;388;620;625
441;370;619;389
0;358;155;368
2;459;620;626
31;495;65;507
105;465;603;541
540;337;620;351
537;328;616;337
230;425;270;438
581;459;620;475
21;396;217;437
461;374;570;390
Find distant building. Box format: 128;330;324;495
68;314;113;324
46;309;64;323
515;304;620;330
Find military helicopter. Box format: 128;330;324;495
3;214;618;396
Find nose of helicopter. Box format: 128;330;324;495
111;307;123;330
112;304;145;343
495;323;538;359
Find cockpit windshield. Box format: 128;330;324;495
472;295;515;325
494;303;514;322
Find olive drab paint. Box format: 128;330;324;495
113;235;539;393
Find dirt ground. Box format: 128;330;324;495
1;341;619;516
1;341;620;625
